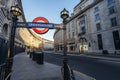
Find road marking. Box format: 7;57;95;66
74;70;96;80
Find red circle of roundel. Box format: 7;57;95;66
32;17;49;34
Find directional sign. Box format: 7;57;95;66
16;22;26;27
16;17;63;34
16;22;54;29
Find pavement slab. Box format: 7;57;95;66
11;52;95;80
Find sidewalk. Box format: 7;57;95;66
11;52;95;80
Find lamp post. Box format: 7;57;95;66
9;5;22;58
60;8;70;80
42;37;44;51
6;5;22;78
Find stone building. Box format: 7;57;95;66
0;0;25;64
0;0;54;52
0;0;25;46
0;0;11;40
53;24;64;52
54;0;120;54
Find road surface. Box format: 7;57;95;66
44;52;120;80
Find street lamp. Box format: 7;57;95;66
60;8;70;80
6;5;22;79
9;5;22;57
61;8;69;23
10;5;22;16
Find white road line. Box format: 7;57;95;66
74;70;96;80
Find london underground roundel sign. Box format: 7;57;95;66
32;17;49;34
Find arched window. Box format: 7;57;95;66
3;23;8;36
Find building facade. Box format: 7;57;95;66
54;24;64;52
0;0;26;64
54;0;120;54
0;0;10;40
0;0;25;44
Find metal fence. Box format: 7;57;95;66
0;63;6;80
0;60;13;80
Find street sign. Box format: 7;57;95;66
16;17;64;34
16;22;26;27
16;22;54;29
32;17;49;34
54;24;63;29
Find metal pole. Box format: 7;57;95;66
9;15;18;58
63;20;71;80
81;38;83;53
80;37;84;53
42;38;44;51
6;15;18;79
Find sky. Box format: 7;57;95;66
21;0;80;41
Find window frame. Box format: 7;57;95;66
96;23;101;31
108;6;116;14
110;17;117;27
95;13;100;21
108;0;115;5
94;6;99;13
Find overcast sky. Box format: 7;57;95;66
21;0;80;41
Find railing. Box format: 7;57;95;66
0;60;13;80
0;63;6;80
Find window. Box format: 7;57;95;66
94;0;98;2
1;0;6;5
94;7;99;12
3;24;8;36
79;7;82;10
81;27;86;33
68;28;70;32
95;14;100;21
96;23;101;31
108;0;114;4
97;34;103;50
1;0;8;6
70;46;74;51
109;6;115;14
72;32;74;37
112;31;120;50
111;17;117;27
79;16;86;34
68;34;70;39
